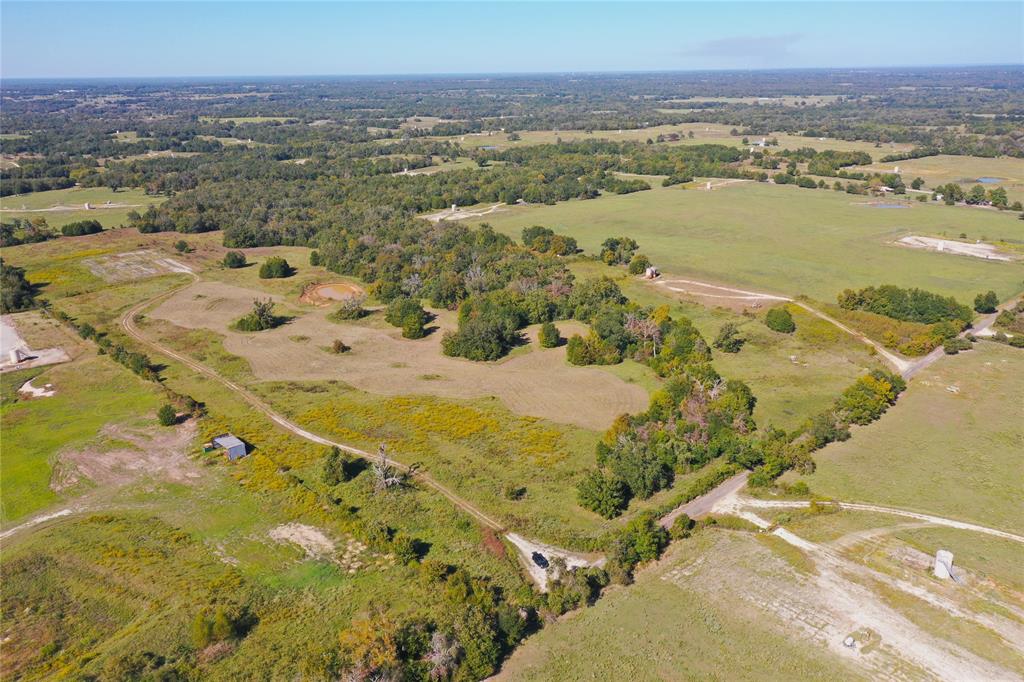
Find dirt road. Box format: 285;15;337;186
120;275;507;532
659;471;749;529
654;277;912;374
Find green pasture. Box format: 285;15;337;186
0;186;164;229
476;181;1024;302
0;356;164;524
796;342;1024;534
569;260;882;430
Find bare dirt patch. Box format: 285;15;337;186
51;421;200;492
18;377;56;398
0;313;72;373
896;235;1013;262
150;282;647;431
83;249;194;282
298;281;365;307
268;523;391;573
423;202;509;223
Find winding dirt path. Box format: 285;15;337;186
654;277;913;374
120;274;506;532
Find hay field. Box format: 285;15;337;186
0;186;165;229
853;154;1024;205
474;181;1024;302
797;342;1024;535
148;280;648;431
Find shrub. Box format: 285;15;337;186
538;321;560;348
973;290;998;314
627;253;651;275
222;251;246;268
765;307;796;333
233;298;281;331
669;513;695;540
576;470;628;518
309;250;320;266
330;339;350;354
258;256;292;279
174;240;189;253
942;337;972;355
157;404;177;426
61;219;102;236
402;315;425;339
713;323;744;353
333;294;367;320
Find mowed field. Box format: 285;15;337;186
0;186;165;229
853;154;1024;205
474;182;1024;302
796;342;1024;535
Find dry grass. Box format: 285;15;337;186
149;280;647;431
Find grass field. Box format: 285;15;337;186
496;530;863;681
0;355;164;524
568;260;883;430
435;123;912;158
853;154;1024;205
474;181;1024;302
796;342;1024;534
0;187;165;229
199;115;295;124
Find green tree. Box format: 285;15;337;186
765;307;796;333
258;256;292;279
627;253;651;275
911;177;924;190
0;259;37;313
222;251;246;268
974;290;998;313
713;323;744;353
576;470;628;518
157;404;177;426
538;321;560;348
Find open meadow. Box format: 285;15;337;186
475;181;1024;303
0;187;165;229
795;342;1024;535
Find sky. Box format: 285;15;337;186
1;1;1022;79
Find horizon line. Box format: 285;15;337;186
3;62;1021;83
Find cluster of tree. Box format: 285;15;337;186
58;313;161;381
0;217;57;247
330;565;531;680
0;258;37;312
521;225;578;256
838;285;973;325
385;297;428;339
974;290;1000;314
599;236;639;265
933;183;1016;209
60;219;103;236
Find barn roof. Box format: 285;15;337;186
213;434;245;449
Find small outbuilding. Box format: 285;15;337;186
212;434;247;461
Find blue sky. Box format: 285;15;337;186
2;1;1021;78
